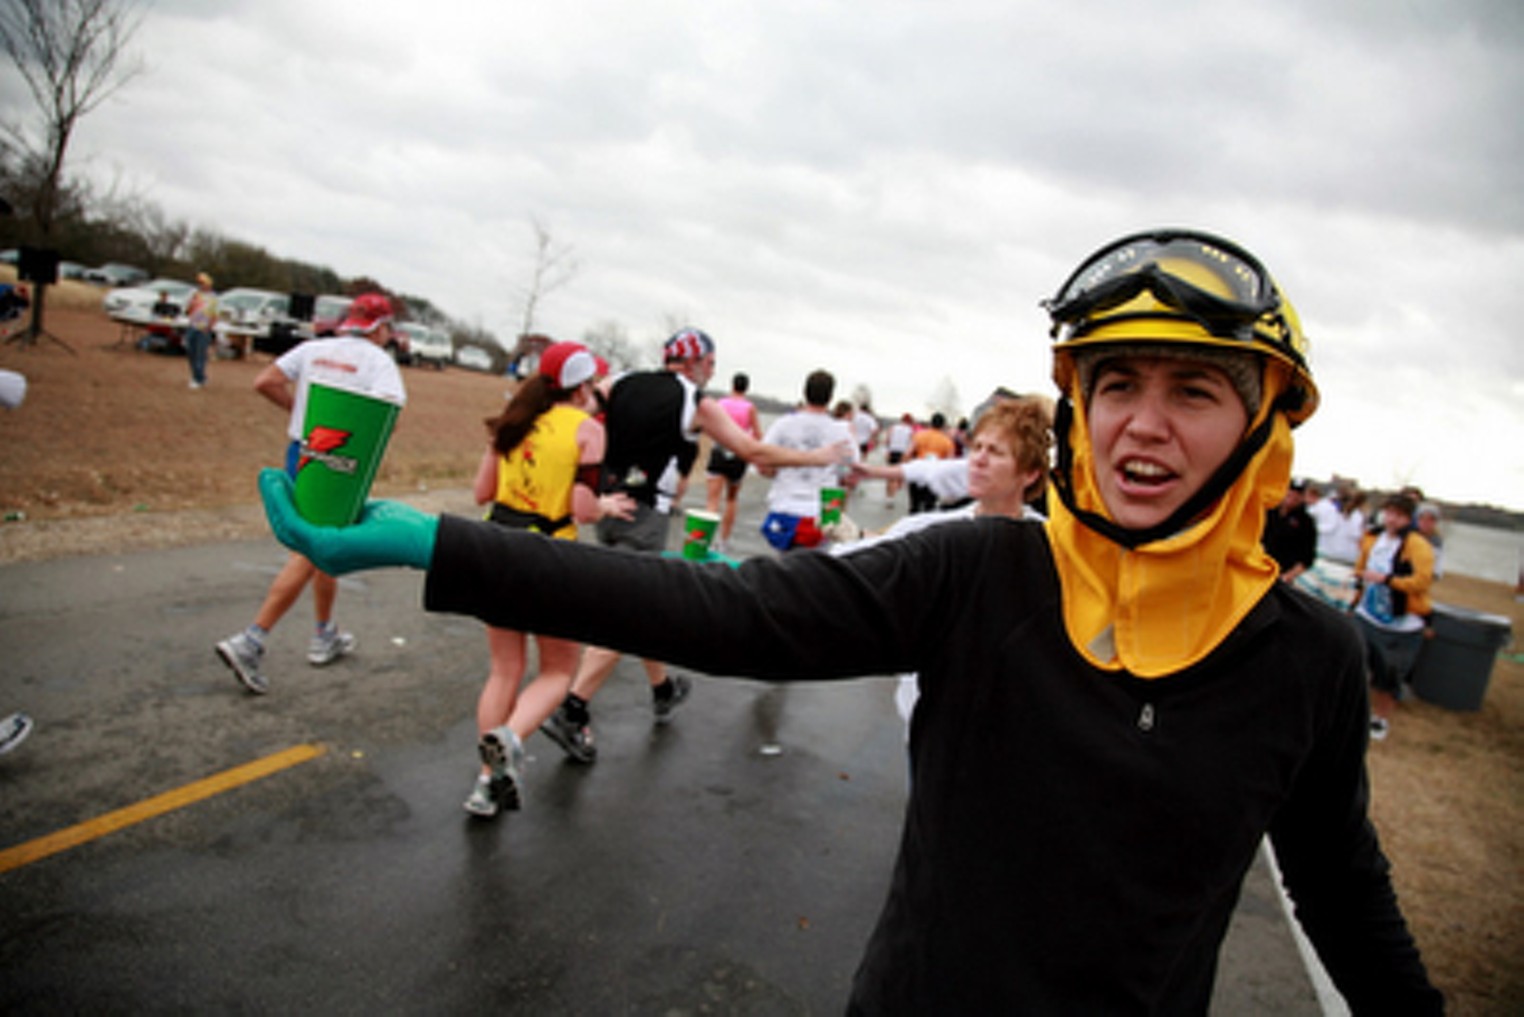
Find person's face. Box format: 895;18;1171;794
966;427;1038;507
1086;355;1248;531
1385;508;1412;535
684;353;717;388
1417;513;1439;535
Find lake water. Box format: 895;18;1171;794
1438;520;1524;587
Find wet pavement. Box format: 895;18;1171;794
0;476;1328;1013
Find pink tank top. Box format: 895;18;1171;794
718;394;753;431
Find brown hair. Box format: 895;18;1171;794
484;375;573;455
971;397;1053;504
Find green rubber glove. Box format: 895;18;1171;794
258;468;438;575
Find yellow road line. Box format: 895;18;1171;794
0;743;327;875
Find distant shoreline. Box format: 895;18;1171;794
1436;519;1523;588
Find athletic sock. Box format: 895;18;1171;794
563;694;590;725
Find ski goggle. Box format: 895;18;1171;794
1044;230;1281;344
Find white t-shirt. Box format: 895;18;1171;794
851;410;878;448
1308;498;1340;541
275;336;407;441
887;421;914;454
1319;507;1366;564
761;409;857;516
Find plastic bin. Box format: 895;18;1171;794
1411;603;1513;711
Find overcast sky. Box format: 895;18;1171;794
5;0;1522;509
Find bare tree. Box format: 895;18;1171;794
0;0;147;236
580;319;647;374
118;196;190;266
516;215;579;337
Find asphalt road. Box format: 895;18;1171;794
0;475;1329;1014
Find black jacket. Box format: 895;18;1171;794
426;513;1442;1015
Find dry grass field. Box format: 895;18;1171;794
3;274;1521;1013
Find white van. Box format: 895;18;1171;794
397;322;452;369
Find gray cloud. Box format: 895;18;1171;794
3;0;1520;506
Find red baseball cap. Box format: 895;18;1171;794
539;341;597;389
338;293;394;334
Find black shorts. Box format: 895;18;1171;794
706;446;747;483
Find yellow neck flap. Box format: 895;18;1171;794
1044;368;1294;678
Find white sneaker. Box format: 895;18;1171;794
479;726;526;783
470;727;526;817
217;632;268;694
307;628;355;666
463;774;518;817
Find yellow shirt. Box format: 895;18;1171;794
493;403;588;540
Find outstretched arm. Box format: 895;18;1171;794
697;398;849;468
851;461;905;483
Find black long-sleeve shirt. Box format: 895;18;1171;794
425;513;1442;1015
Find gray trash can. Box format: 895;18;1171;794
1411;603;1513;711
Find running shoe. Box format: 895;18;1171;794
307;628;355;666
0;712;33;756
216;631;268;695
540;705;597;763
463;773;520;817
652;674;693;724
479;725;526;783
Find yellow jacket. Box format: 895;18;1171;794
1354;528;1434;619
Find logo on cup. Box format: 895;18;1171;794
299;426;359;475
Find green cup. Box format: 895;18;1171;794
682;508;722;560
292;381;402;526
820;486;847;526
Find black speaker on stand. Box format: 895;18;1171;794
6;246;75;354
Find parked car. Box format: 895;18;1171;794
454;343;497;372
85;262;149;287
102;277;196;325
215;288;290;357
396;322;451;369
59;260;91;281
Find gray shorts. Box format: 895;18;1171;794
595;502;671;553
